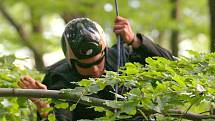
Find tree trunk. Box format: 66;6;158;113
33;50;45;72
170;0;180;56
30;9;45;72
0;2;45;72
209;0;215;52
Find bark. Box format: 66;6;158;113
209;0;215;52
170;0;180;56
0;88;111;109
0;88;215;120
30;8;45;72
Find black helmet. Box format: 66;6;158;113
61;18;106;63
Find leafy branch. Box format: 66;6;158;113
0;88;215;120
1;51;215;120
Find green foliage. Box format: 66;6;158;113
48;113;55;121
0;54;44;121
1;52;215;120
58;51;215;120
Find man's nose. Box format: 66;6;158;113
91;65;99;73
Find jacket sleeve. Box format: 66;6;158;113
127;33;175;64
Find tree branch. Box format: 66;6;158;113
0;88;215;120
0;88;111;109
166;109;215;120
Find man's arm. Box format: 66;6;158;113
113;16;175;61
131;33;175;60
18;76;50;118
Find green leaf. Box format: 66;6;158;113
48;113;56;121
17;97;27;108
172;75;186;87
94;107;105;112
41;107;54;114
96;80;106;90
124;63;139;75
69;104;77;111
55;102;69;109
79;79;93;87
121;101;137;115
129;88;141;95
87;84;100;93
127;88;142;100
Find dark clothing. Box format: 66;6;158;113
39;33;174;121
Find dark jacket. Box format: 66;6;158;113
39;33;174;121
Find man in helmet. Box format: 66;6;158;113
18;16;174;121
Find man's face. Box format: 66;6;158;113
74;51;105;78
